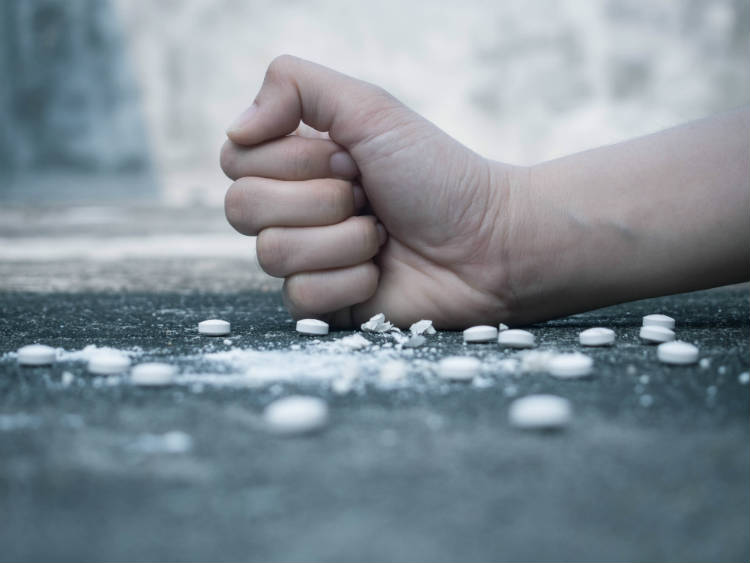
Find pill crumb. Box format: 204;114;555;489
718;365;727;375
547;353;593;379
498;323;509;331
361;313;394;333
223;339;232;345
437;356;481;381
61;371;75;386
642;314;675;329
403;335;426;348
131;362;176;386
639;325;675;344
198;319;231;336
17;344;57;366
263;396;329;435
579;327;616;346
657;341;699;365
738;372;749;384
518;350;558;373
409;320;436;336
509;395;572;430
699;358;711;369
334;334;370;349
639;394;654;407
498;329;536;349
295;318;329;336
639;374;650;384
88;351;131;375
463;325;499;343
379;360;408;385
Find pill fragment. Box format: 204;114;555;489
547;353;593;378
642;314;675;329
409;319;436;335
498;329;535;349
88;351;131;375
657;341;699;365
296;318;329;336
17;344;56;366
131;362;176;386
437;356;481;381
198;319;230;336
509;395;572;430
263;396;328;435
579;327;615;346
498;323;509;331
639;325;675;343
463;325;498;343
361;313;394;332
738;372;749;385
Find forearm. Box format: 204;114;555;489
503;108;750;324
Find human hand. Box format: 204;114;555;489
221;55;526;329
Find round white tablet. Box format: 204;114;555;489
198;319;230;336
463;325;498;343
547;353;593;378
263;396;329;435
508;395;572;429
579;327;615;347
437;356;481;381
657;341;699;365
131;362;176;386
639;325;675;343
642;314;675;330
88;351;131;375
498;329;535;349
295;318;329;336
17;344;56;366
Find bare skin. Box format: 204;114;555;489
221;55;750;329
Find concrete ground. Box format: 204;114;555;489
0;205;748;562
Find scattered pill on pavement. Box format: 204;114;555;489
198;319;231;336
264;396;329;435
295;318;329;336
642;314;675;329
509;395;572;429
88;351;131;375
547;353;593;378
639;325;675;343
463;325;498;343
498;329;536;349
131;362;177;386
17;344;56;366
579;327;615;346
437;356;480;381
657;341;699;365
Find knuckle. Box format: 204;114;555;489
266;54;295;82
256;229;287;277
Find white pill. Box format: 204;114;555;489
131;362;176;386
642;314;675;329
547;353;593;378
88;351;131;375
17;344;56;366
509;395;572;429
437;356;481;381
657;341;699;365
198;319;230;336
639;325;675;343
579;327;615;347
295;318;329;335
463;325;498;343
498;329;535;349
263;396;328;435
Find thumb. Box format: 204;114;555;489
226;55;401;150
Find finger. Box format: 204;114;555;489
225;177;365;236
220;136;358;181
226;55;402;149
256;216;387;278
283;262;379;317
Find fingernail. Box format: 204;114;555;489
376;222;387;246
352;184;367;210
226;103;258;134
330;151;358;178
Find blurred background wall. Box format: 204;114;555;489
1;0;748;205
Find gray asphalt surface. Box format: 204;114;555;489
1;285;748;562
